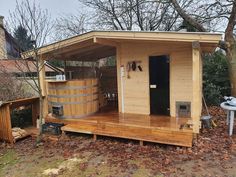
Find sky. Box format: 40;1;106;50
0;0;80;20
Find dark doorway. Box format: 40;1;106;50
149;55;170;115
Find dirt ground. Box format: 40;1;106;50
1;107;236;177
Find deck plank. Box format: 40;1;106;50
47;112;193;147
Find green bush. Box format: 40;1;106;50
203;50;231;105
11;107;32;128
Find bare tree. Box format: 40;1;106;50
53;12;89;40
0;65;32;101
170;0;236;95
55;0;202;39
80;0;182;31
9;0;54;142
54;0;183;34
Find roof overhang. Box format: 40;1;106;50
22;30;222;61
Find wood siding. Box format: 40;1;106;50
0;104;13;143
117;42;194;117
170;49;193;117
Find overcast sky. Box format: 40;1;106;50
0;0;80;20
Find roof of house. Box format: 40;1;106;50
22;30;222;61
0;59;56;73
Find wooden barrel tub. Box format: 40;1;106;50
47;79;98;119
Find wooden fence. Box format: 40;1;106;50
0;97;39;144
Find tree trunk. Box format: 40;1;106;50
39;94;44;135
36;87;44;144
36;54;44;144
224;1;236;95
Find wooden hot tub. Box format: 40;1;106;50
47;79;98;119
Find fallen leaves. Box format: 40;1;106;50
0;106;235;176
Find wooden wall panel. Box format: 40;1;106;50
117;41;194;116
0;104;13;143
170;49;193;117
120;43;150;114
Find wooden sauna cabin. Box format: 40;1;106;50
47;79;99;119
23;31;222;147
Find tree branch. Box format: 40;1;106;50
170;0;207;32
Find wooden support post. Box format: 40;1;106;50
192;41;202;133
0;104;13;144
139;140;144;146
39;56;48;117
39;56;46;96
60;131;67;139
6;104;13;145
32;100;40;127
93;134;97;142
116;44;123;113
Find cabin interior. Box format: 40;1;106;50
34;31;222;147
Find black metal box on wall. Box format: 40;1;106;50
176;102;191;118
52;105;64;117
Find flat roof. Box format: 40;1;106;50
22;30;222;61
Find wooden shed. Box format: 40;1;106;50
23;31;222;147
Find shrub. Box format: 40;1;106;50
11;106;32;128
203;50;231;105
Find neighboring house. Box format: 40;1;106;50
24;31;222;147
0;59;63;99
0;15;64;82
0;16;21;59
0;59;60;77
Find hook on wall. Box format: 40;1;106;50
126;60;143;78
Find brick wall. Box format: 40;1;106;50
0;16;7;59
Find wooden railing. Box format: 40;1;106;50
0;97;39;144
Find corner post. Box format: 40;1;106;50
192;41;202;133
39;56;46;96
116;44;124;113
39;56;48;117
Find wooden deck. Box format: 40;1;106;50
45;110;193;147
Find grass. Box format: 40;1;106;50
0;149;19;176
0;147;65;177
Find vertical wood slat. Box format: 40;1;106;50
0;104;13;144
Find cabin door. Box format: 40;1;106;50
149;55;170;115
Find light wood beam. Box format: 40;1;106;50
62;44;104;58
192;41;202;133
69;46;115;59
39;56;46;96
64;48;116;61
94;37;119;47
116;44;122;113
